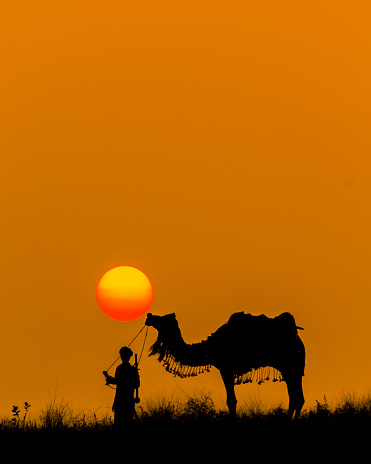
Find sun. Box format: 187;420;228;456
96;266;154;322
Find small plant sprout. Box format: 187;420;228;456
23;402;31;422
11;402;31;426
11;405;20;422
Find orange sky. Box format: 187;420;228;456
1;1;371;416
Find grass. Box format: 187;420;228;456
1;391;370;457
1;395;112;432
3;390;371;429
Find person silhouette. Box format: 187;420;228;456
103;346;140;428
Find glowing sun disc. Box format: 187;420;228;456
96;266;154;322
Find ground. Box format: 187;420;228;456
2;394;370;460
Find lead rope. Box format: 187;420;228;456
105;325;148;389
137;326;148;364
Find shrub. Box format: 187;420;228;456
138;394;182;423
182;391;216;421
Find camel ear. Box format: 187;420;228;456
170;313;176;319
145;313;153;326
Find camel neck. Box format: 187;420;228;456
160;327;211;367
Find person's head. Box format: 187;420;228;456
119;346;133;362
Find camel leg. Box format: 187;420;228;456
220;369;237;418
286;375;304;419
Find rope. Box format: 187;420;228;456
138;326;148;364
105;325;147;373
105;355;121;373
128;325;147;348
104;325;148;390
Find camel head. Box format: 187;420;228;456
145;312;178;331
145;313;181;360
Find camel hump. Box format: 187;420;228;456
228;311;270;325
227;311;248;324
227;311;303;333
227;312;271;332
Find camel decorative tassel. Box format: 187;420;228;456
161;354;212;379
160;353;283;385
234;367;282;386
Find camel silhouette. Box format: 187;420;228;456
145;311;305;419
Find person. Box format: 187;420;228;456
103;346;140;428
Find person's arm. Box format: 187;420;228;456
103;370;117;385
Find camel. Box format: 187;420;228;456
145;311;305;419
